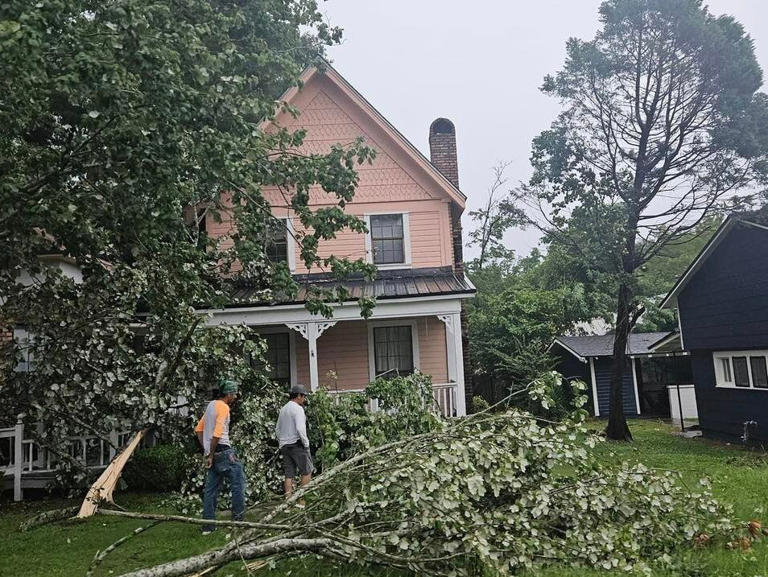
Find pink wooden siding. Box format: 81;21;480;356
416;316;449;384
205;70;457;272
290;317;448;391
317;321;370;390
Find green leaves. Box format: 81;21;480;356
0;0;376;484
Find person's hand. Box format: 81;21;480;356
204;454;213;469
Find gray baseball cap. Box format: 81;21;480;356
290;384;309;396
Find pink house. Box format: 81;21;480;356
204;65;475;416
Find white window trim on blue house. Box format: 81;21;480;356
713;350;768;390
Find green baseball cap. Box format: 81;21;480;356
218;378;240;395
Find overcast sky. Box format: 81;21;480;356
321;0;768;258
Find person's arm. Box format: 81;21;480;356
205;402;228;467
195;416;205;452
206;436;219;468
295;406;309;448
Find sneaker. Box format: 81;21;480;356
295;501;306;509
201;528;216;535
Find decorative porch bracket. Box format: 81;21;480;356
437;313;466;416
286;321;338;391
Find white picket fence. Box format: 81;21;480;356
0;415;129;501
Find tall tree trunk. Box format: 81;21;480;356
606;226;637;441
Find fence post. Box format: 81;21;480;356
13;414;23;502
676;383;685;433
108;430;119;462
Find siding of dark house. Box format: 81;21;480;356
556;353;589;383
690;351;768;441
594;358;639;417
678;224;768;350
677;222;768;442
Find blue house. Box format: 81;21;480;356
661;215;768;442
551;332;692;418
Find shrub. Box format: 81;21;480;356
307;371;442;471
470;395;490;413
123;444;192;492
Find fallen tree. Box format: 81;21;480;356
103;376;734;577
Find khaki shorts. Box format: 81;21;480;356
280;441;313;477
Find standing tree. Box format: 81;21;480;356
521;0;768;439
0;0;375;477
467;161;516;271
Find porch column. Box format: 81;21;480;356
438;313;466;416
286;321;337;391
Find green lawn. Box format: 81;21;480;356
1;420;767;577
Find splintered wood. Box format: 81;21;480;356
76;429;147;518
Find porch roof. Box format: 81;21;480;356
228;266;475;308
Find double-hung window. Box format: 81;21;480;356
714;351;768;389
265;218;295;271
372;325;415;378
253;333;291;385
367;213;410;267
266;220;288;263
13;328;35;373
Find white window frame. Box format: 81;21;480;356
268;217;296;273
364;212;412;270
713;350;768;390
367;319;420;382
13;328;35;373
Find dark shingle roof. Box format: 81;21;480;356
228;266;474;307
554;332;674;359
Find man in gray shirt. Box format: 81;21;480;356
275;384;313;501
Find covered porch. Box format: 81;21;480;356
206;296;468;417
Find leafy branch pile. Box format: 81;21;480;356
114;374;733;577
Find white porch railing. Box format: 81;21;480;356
326;383;459;418
0;415;129;501
431;383;458;418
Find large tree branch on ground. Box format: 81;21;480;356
118;537;342;577
75;380;735;577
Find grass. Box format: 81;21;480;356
1;420;767;576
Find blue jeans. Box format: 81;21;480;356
202;447;246;532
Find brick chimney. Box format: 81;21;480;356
428;118;459;188
430;118;472;410
428;118;464;274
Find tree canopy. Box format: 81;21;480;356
0;0;375;473
519;0;768;439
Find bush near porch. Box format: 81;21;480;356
1;420;767;577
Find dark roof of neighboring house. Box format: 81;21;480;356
227;266;475;308
552;332;674;361
661;215;768;309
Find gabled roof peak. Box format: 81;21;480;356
660;215;768;309
270;62;467;206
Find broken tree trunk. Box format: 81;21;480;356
76;429;147;518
